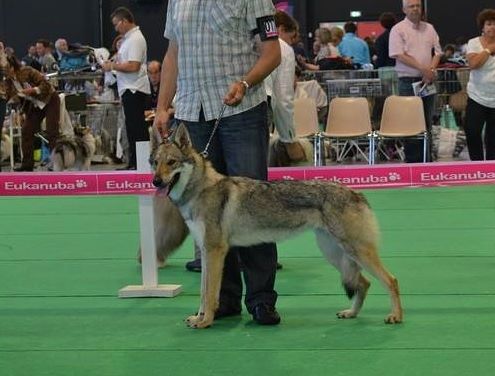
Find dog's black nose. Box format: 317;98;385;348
152;176;163;188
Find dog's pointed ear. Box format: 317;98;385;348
174;123;192;149
151;125;162;147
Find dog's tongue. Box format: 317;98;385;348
155;185;170;197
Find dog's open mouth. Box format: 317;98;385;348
155;172;181;196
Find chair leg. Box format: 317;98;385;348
423;133;428;163
312;134;319;166
337;140;354;163
369;136;375;165
350;140;369;163
313;134;325;166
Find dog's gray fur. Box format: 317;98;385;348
152;123;403;328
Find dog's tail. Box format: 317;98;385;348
138;196;189;268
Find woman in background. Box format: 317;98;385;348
465;8;495;160
3;55;60;171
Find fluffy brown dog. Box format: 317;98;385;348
51;126;96;171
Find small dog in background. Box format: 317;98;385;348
51;126;96;171
269;137;313;167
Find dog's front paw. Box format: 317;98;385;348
185;313;203;328
384;312;402;324
336;309;357;319
185;313;213;329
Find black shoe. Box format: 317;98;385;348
185;258;201;272
14;165;34;172
214;304;242;320
252;303;281;325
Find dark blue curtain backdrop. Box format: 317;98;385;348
0;0;493;61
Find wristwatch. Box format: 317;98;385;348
240;80;250;90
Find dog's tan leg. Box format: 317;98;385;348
336;207;403;324
186;242;228;329
353;244;403;324
186;248;207;327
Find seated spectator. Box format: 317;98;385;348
22;44;42;71
3;55;60;171
298;26;352;71
330;26;344;48
36;39;58;73
54;38;69;63
338;21;371;67
314;27;340;62
312;39;321;61
145;60;161;111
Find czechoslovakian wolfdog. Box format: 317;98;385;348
51;126;96;171
151;124;403;329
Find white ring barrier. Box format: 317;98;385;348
2;143;495;298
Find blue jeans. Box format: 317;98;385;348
182;102;278;312
398;77;435;162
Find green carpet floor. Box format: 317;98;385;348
1;185;494;375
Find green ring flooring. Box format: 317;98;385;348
1;185;494;375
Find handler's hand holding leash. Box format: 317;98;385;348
223;80;249;106
153;79;249;154
202;79;248;157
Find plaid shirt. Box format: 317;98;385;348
164;0;276;122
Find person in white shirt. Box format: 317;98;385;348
102;7;151;170
465;8;495;160
266;10;305;164
54;38;68;63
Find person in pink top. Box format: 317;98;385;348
389;0;442;162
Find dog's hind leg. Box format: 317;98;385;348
186;240;229;329
315;229;370;319
334;206;403;324
351;242;403;324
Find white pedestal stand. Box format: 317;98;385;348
119;141;182;298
